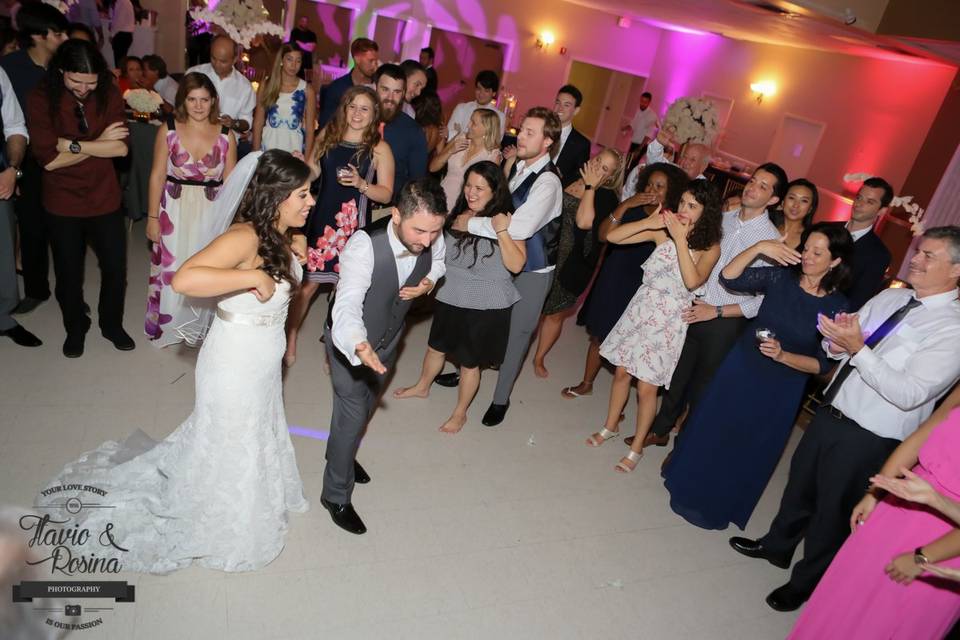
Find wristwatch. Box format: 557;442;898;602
12;167;22;180
914;546;929;565
69;139;82;154
584;184;594;190
716;305;723;318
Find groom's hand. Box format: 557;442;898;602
399;277;433;300
355;341;386;374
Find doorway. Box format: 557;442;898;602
767;114;826;180
428;28;505;119
567;60;647;151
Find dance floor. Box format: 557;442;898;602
0;230;803;638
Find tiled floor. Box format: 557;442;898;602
0;232;802;638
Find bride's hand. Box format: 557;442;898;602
250;270;276;302
291;235;308;265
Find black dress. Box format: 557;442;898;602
577;204;656;341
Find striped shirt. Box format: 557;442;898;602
702;209;780;317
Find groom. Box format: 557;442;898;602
321;178;447;534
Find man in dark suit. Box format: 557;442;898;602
419;47;438;95
552;85;591;188
842;177;893;311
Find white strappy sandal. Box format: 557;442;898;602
615;450;643;473
586;428;619;447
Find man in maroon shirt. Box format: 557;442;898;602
27;39;131;357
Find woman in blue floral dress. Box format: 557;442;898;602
253;45;316;154
145;72;237;346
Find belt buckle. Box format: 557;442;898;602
826;405;845;421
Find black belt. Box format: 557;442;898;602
823;404;854;424
166;176;223;187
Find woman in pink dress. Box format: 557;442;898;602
788;385;960;639
432;107;502;212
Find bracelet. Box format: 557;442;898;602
495;228;508;234
608;214;621;224
358;180;369;194
148;215;159;219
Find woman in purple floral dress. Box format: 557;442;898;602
145;72;237;346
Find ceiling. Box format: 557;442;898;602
561;0;960;67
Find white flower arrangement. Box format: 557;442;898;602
189;0;284;49
124;89;163;114
662;97;720;146
843;172;927;236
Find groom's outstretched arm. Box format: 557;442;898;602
331;230;374;367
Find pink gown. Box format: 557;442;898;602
788;407;960;639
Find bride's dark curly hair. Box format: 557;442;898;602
233;149;311;288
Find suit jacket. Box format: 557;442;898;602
554;127;591;188
424;66;438;95
845;229;891;312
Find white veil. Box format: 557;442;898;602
173;151;264;345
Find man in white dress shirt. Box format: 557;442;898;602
626;91;658;156
446;70;506;142
731;226;960;612
448;106;563;426
322;179;447;535
187;36;256;155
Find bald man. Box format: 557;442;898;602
621;129;711;200
186;36;256;151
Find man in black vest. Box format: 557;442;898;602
840;176;893;311
322;179;447;535
552;85;591;188
447;107;564;426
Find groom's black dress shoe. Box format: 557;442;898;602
434;372;460;387
765;583;808;612
102;327;136;351
481;401;509;427
320;498;367;535
1;323;42;347
354;460;370;484
729;537;792;569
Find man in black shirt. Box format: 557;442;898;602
0;3;68;314
289;16;317;78
419;47;438;95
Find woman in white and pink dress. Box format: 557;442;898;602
587;180;724;473
432;107;502;212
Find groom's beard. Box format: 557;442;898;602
380;100;400;122
393;222;426;255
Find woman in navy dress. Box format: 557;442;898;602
560;162;688;399
664;222;852;531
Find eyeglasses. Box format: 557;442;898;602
74;103;88;135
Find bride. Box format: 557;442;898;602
39;150;314;573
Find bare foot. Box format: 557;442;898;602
393;385;429;399
439;414;466;433
533;360;549;378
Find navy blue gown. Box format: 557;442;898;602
663;267;848;531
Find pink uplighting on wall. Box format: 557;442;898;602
642;19;710;36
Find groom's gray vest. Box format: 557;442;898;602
328;218;431;353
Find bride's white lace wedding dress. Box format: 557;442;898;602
41;263;308;574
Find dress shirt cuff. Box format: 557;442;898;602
333;327;366;367
467;216;497;240
849;345;878;370
426;264;445;286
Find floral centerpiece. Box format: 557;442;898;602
662;97;720;146
844;172;927;236
189;0;284;49
124;89;163;121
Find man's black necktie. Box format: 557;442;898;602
821;296;923;405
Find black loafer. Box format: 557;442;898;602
434;372;460;388
354;460;370;484
102;328;136;351
1;323;42;347
729;537;792;569
320;498;367;535
765;583;808;612
481;401;509;427
63;332;86;358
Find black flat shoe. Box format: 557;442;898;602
320;498;367;535
434;372;460;388
765;583;808;612
354;460;370;484
481;401;509;427
1;323;42;347
63;332;85;358
102;328;135;351
729;537;792;569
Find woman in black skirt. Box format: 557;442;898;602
393;161;526;433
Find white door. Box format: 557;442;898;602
767;114;826;179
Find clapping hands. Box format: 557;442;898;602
660;209;688;242
818;312;866;355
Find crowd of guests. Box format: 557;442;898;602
1;6;959;636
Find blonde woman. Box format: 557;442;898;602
284;85;394;366
532;148;625;377
433;107;502;212
252;44;316;154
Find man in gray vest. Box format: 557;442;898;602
445;106;564;426
322;178;448;534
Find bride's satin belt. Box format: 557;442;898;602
216;308;286;327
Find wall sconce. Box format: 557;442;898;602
750;81;776;104
536;31;555;49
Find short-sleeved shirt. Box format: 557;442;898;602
27;83;127;216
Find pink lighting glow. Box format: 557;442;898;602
641;19;710;36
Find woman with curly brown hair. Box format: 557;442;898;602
585;179;723;473
285;85;395;366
